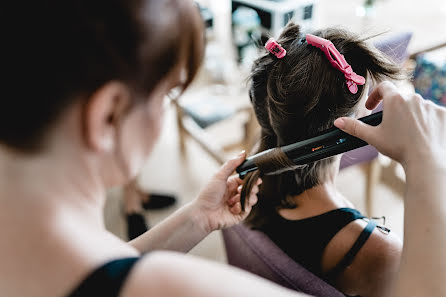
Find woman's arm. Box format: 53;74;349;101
335;81;446;297
395;157;446;297
128;151;261;253
128;200;210;253
120;251;310;297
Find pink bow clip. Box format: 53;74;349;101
265;38;287;59
306;34;365;94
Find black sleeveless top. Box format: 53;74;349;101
67;257;140;297
259;208;382;282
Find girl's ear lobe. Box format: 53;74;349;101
83;81;132;153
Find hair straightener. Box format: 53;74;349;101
236;111;382;179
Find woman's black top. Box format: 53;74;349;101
67;257;140;297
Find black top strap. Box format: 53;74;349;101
67;257;140;297
261;207;368;276
325;220;377;281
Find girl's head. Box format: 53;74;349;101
2;0;204;185
241;23;402;225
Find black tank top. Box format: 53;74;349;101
259;208;380;282
67;257;140;297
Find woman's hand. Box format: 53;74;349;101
334;81;446;297
129;151;260;253
193;151;262;233
334;81;446;170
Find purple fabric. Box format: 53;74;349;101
222;224;345;297
340;32;412;170
374;31;413;65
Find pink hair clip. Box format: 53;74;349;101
265;38;286;59
306;34;365;94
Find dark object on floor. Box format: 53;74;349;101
126;213;149;241
142;193;177;210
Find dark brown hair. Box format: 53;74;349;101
241;23;403;227
1;0;204;152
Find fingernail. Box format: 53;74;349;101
237;150;246;158
237;185;242;192
334;118;345;129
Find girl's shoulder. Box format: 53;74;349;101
322;218;402;297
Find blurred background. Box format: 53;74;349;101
105;0;446;262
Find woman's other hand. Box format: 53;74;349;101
334;81;446;170
193;151;262;233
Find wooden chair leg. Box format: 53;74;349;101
174;102;187;157
221;109;260;154
181;117;226;165
242;109;259;153
364;158;382;217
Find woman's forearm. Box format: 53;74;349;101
128;201;210;253
393;158;446;297
123;251;311;297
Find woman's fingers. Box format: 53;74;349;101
334;116;378;145
232;176;244;185
224;176;244;202
365;81;399;110
229;177;262;214
230;202;242;215
237;178;262;193
216;151;246;180
229;189;257;205
243;200;253;216
249;194;258;206
228;194;240;207
229;194;257;216
227;175;243;191
235;178;262;208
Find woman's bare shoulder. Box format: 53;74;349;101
120;252;222;297
120;251;307;297
322;220;402;297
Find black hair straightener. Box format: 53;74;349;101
236;111;382;179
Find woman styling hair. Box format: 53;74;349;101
241;22;404;297
1;1;445;297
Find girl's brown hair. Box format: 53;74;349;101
1;0;204;152
241;23;403;227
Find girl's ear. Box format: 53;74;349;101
83;81;131;153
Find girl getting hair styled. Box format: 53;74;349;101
240;22;404;297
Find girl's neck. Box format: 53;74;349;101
278;181;353;221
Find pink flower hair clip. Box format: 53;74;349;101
265;38;286;59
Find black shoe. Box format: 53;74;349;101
126;213;149;240
142;193;177;210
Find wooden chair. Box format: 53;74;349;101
173;88;259;165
